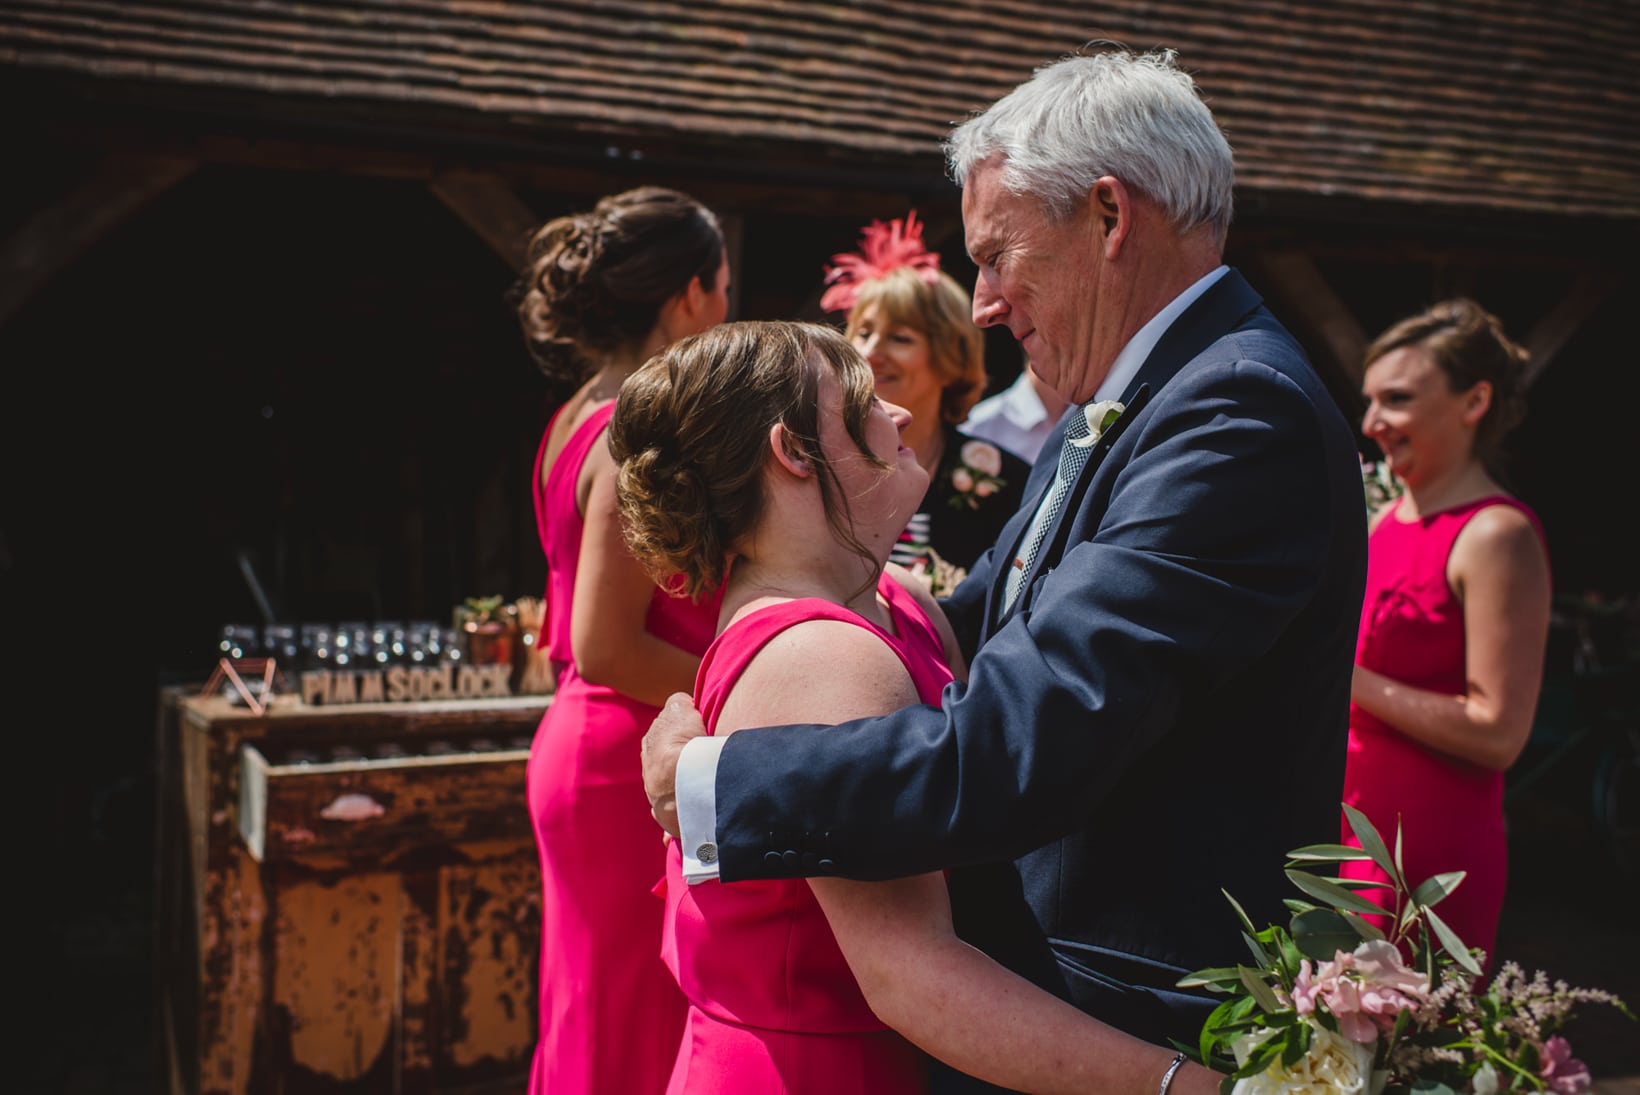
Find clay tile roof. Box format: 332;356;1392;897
3;0;1637;222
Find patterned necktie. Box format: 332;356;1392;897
1002;407;1094;612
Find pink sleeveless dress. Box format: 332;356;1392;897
1341;495;1546;965
660;575;954;1094
527;402;723;1095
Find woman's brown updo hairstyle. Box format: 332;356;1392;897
610;321;888;600
845;266;987;424
1363;298;1529;470
513;186;725;389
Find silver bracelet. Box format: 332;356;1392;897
1158;1052;1188;1095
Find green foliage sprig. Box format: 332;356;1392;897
1179;805;1630;1094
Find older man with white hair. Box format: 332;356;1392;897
643;47;1367;1092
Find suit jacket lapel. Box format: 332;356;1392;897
1016;382;1151;603
984;270;1268;633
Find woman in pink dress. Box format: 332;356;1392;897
512;186;730;1094
610;321;1221;1095
1343;299;1552;966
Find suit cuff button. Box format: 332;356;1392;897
781;849;800;869
817;858;836;874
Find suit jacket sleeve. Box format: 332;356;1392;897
714;352;1348;883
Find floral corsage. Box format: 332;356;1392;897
1070;399;1126;448
948;439;1009;511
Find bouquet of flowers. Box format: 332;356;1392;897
1181;805;1630;1094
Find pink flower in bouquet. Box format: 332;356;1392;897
1292;940;1430;1044
1540;1036;1592;1094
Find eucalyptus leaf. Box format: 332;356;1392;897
1286;842;1377;863
1238;965;1286;1014
1285;869;1393;916
1178;967;1244;991
1424;906;1483;976
1282;898;1315;915
1342;803;1401;886
1242;930;1273;969
1410;870;1467;909
1340;909;1387;942
1291;908;1361;961
1223;888;1258;938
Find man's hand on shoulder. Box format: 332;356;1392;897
642;691;706;837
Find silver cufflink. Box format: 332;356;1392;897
695;842;718;864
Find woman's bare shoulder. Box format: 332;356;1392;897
717;615;918;734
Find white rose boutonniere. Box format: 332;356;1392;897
947;439;1009;511
1070;400;1125;448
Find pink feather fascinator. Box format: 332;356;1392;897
819;210;942;314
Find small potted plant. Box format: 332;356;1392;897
455;596;520;680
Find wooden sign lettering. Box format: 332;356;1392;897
298;665;513;706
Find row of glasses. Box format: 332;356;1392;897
218;622;464;674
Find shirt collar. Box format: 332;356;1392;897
999;371;1049;428
1091;265;1229;404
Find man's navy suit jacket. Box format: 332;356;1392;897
711;270;1368;1080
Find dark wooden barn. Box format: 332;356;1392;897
5;0;1637;657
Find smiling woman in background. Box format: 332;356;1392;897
821;212;1030;586
1343;298;1551;967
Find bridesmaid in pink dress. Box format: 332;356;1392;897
610;321;1223;1095
513;186;730;1094
1343;299;1551;967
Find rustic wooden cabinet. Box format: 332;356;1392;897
156;687;549;1094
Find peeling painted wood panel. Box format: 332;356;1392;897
243;743;531;865
159;692;548;1094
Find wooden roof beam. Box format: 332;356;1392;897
1522;270;1622;390
0;154;197;328
428;171;541;272
1245;246;1369;385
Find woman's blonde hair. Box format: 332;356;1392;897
845;267;986;424
611;321;888;599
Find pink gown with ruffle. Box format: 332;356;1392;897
1341;495;1546;966
660;575;954;1094
527;402;723;1094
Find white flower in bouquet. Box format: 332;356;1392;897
1230;1023;1380;1095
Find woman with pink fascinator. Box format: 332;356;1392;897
822;212;1031;592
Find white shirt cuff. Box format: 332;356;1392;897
677;735;726;884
